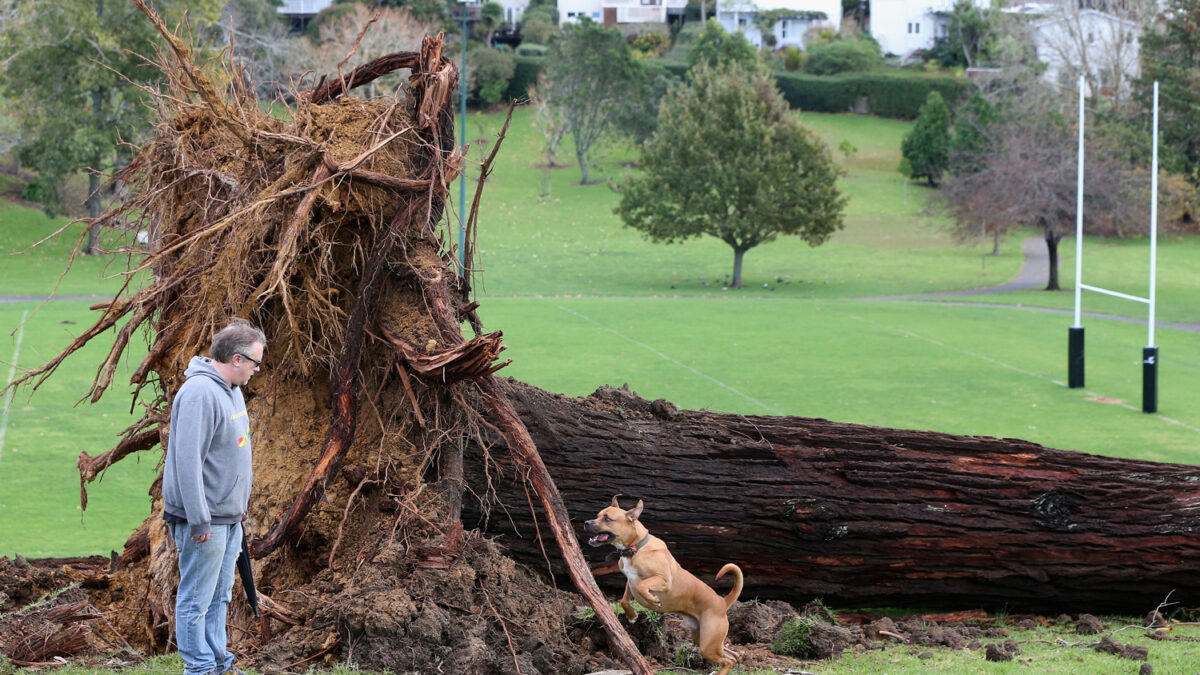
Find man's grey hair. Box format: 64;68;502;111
211;319;266;363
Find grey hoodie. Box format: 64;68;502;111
163;356;253;538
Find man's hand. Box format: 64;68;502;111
192;533;211;544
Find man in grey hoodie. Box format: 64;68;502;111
163;319;264;675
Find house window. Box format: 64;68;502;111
591;11;600;18
781;20;787;38
914;22;920;34
567;11;576;17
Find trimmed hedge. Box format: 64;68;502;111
500;56;971;120
775;71;972;119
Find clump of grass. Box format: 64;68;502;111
770;616;816;657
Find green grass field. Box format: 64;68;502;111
2;104;1199;673
2;105;1198;559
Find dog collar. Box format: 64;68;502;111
619;533;652;558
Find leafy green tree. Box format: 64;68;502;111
616;63;846;288
931;0;995;68
0;0;222;253
687;19;757;70
901;91;951;186
520;16;557;45
476;1;504;46
543;19;644;184
949;91;1000;175
1136;0;1200;181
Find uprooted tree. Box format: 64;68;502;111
4;3;652;673
3;1;1199;672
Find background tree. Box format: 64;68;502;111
687;18;757;70
331;0;447;24
1136;0;1200;181
940;104;1149;289
208;0;292;100
0;0;222;253
842;0;869;29
529;81;567;167
288;4;436;97
1036;0;1153;105
520;15;557;45
928;0;996;68
476;1;504;46
616;63;846;288
543;19;644;184
900;91;951;186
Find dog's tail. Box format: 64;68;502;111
716;563;743;609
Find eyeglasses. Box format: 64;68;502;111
237;352;262;367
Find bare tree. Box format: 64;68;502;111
285;4;437;97
528;80;566;168
1030;0;1156;104
940;98;1149;289
209;0;293;100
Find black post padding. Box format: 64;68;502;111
1068;327;1085;388
1143;346;1158;414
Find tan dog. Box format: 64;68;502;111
584;496;743;675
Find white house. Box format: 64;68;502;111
715;0;843;49
277;0;334;32
495;0;533;24
1029;6;1142;98
870;0;989;59
560;0;689;25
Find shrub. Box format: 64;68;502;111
520;16;557;45
468;47;516;106
631;32;669;58
802;38;882;75
782;46;803;71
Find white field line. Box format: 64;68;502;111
845;313;1200;437
0;310;30;472
556;305;781;414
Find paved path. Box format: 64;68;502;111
853;235;1200;334
853;235;1047;301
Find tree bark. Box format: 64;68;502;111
464;381;1200;614
731;246;746;288
1044;227;1061;291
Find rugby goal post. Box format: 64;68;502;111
1068;77;1160;413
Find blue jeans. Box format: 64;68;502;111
170;521;242;675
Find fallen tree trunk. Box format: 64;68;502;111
464;382;1200;614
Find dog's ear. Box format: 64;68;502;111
628;500;644;522
610;494;622;509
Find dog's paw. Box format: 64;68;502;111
623;611;638;624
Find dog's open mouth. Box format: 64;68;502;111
587;532;614;547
